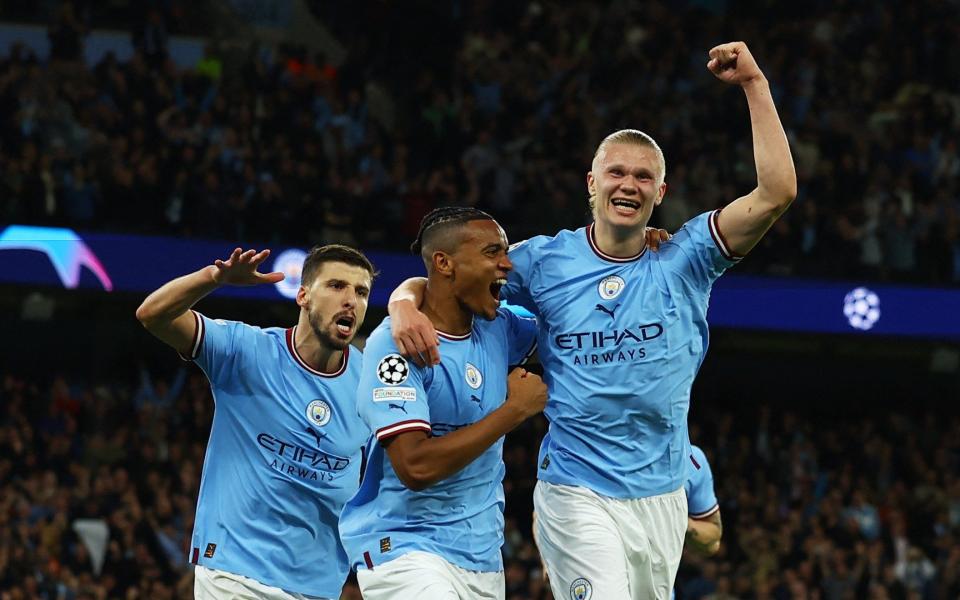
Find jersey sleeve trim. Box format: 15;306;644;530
690;503;720;520
708;209;742;263
177;310;204;361
518;340;538;365
375;419;432;441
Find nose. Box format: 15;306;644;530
343;288;358;308
620;177;639;193
499;254;513;272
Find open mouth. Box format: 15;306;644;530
335;314;355;336
489;278;507;301
611;198;641;211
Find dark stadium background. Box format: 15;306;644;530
2;1;959;599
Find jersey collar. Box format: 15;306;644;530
586;223;647;263
286;326;349;377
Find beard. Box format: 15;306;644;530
307;307;350;350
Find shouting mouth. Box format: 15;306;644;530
489;278;507;301
334;314;355;336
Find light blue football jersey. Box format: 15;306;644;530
503;210;739;499
184;311;368;598
339;308;537;573
685;445;719;518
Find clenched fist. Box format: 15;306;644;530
505;368;548;420
707;41;764;86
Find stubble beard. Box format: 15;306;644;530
308;306;349;351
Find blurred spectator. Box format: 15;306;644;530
1;0;958;285
3;366;958;599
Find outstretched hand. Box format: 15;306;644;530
707;41;764;86
212;248;285;286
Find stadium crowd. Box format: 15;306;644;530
2;2;960;599
0;0;959;284
1;366;958;599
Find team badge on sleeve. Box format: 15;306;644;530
305;399;331;426
377;354;409;385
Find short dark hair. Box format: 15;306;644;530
301;244;376;287
410;206;495;255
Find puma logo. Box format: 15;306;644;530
595;303;620;319
388;403;408;414
304;427;325;447
470;395;482;408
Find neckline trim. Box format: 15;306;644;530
586;223;648;263
286;326;349;377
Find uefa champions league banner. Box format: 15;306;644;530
2;224;959;340
0;224;420;309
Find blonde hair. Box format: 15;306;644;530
589;129;666;211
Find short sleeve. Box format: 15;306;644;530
660;210;741;290
357;326;432;443
687;446;719;519
500;308;538;365
187;311;252;384
502;239;540;315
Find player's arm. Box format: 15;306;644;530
135;248;282;355
709;42;797;257
384;368;546;491
388;277;440;367
686;510;722;556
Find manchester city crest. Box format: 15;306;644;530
305;399;331;427
465;363;483;389
598;275;626;300
570;578;592;600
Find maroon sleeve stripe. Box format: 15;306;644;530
690;503;720;520
708;209;741;262
375;420;431;441
178;310;204;361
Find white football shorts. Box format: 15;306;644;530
193;565;333;600
357;550;504;600
534;480;687;600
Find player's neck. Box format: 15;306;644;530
421;282;472;336
593;219;648;257
294;322;345;374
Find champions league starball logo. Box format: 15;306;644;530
377;354;410;385
843;287;881;331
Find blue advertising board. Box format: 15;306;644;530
2;224;958;340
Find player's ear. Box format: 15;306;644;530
296;284;309;308
655;181;667;206
432;251;454;277
586;171;596;197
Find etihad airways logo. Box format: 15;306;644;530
555;323;663;350
0;225;113;291
257;432;350;482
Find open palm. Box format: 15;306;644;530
212;248;285;286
